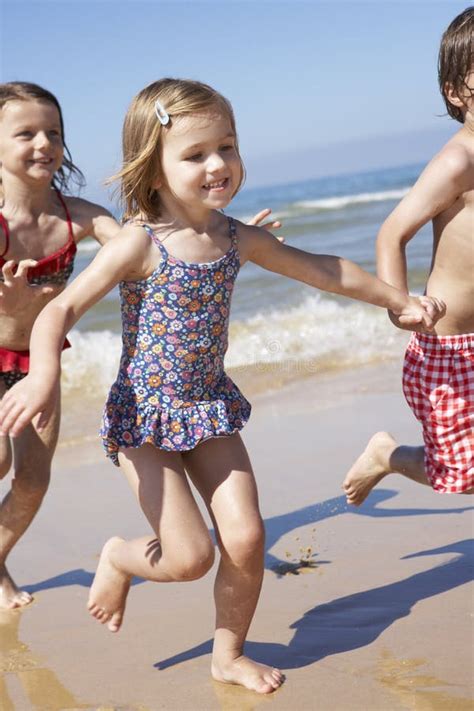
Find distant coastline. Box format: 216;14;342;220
243;124;456;189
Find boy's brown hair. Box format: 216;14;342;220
438;6;474;123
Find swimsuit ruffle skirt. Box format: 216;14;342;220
101;218;251;465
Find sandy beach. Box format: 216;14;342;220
0;361;472;710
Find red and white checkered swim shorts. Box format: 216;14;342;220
403;332;474;494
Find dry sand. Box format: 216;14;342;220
0;361;473;710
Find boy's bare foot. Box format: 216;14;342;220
212;655;285;694
87;537;131;633
343;431;397;506
0;564;33;609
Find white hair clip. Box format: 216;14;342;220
154;99;170;126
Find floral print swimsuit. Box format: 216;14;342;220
101;217;251;465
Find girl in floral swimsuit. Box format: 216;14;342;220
101;217;250;463
0;81;280;612
0;79;442;693
0;81;119;609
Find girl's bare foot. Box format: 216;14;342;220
0;565;33;609
87;537;131;633
212;655;285;694
343;431;397;506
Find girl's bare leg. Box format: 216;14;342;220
88;444;215;632
343;431;429;506
0;380;60;609
184;433;284;694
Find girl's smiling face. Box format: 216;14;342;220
0;99;64;184
157;110;243;217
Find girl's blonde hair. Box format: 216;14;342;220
0;81;85;193
110;78;245;221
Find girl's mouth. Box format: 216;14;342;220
203;178;229;191
29;158;54;165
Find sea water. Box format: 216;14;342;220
62;162;431;399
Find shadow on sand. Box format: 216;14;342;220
27;487;472;590
24;489;473;673
154;538;473;670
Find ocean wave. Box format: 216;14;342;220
294;188;410;211
61;295;407;397
226;295;406;372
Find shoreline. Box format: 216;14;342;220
57;354;406;463
1;359;472;710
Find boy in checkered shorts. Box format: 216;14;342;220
344;7;474;504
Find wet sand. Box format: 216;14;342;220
1;361;473;710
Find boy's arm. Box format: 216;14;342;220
377;145;470;292
0;226;151;437
239;222;438;323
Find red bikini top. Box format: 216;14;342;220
0;191;77;286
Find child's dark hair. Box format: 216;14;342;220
0;81;85;192
438;7;474;123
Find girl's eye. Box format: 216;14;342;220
220;144;235;152
186;153;203;161
16;131;33;138
48;130;61;138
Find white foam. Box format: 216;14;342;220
295;188;410;211
61;295;407;396
61;330;121;396
226;295;406;373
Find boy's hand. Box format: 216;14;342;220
0;374;56;437
0;260;55;314
390;295;446;332
247;208;284;242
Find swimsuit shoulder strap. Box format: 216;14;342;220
0;214;10;259
142;224;168;260
54;189;74;243
0;191;75;264
227;216;237;248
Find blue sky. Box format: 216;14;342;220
1;1;467;203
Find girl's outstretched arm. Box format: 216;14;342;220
0;225;154;437
69;198;120;246
238;222;444;329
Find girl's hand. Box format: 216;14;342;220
391;295;446;332
247;208;283;236
0;374;56;437
0;260;55;314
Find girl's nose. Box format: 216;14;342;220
206;152;226;172
34;132;51;149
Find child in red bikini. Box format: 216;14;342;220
0;81;120;608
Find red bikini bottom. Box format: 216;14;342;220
0;339;71;373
